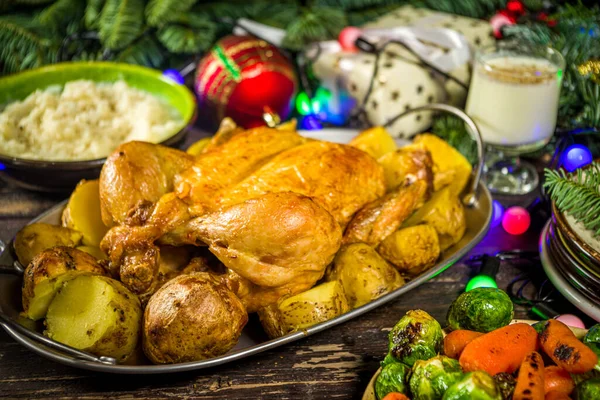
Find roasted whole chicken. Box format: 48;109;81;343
99;125;387;311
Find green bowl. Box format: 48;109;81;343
0;62;197;192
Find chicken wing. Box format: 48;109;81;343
342;179;430;247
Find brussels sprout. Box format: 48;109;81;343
575;377;600;400
388;310;443;366
442;371;503;400
381;352;397;367
584;324;600;358
409;355;463;400
531;320;546;335
375;361;411;400
446;288;513;333
493;373;516;400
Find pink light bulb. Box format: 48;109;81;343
502;206;530;235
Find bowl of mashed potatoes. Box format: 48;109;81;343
0;62;196;191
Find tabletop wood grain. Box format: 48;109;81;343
0;129;581;400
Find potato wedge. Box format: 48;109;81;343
377;225;440;276
62;180;108;247
402;186;466;251
327;243;405;308
276;119;297;131
76;246;107;260
378;146;433;191
186;138;211;156
143;273;248;364
349;126;398;159
45;274;142;362
413;134;471;195
14;223;83;267
22;246;108;320
258;281;349;339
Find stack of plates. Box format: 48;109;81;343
540;204;600;321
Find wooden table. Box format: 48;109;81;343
0;130;583;399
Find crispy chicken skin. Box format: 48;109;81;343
218;141;386;228
100;141;194;227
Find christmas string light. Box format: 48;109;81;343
561;144;593;172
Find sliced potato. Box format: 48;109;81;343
186;138;211;156
276;119;297;131
143;273;248;364
14;223;82;267
22;246;108;320
76;246;107;260
378;146;433;191
413;134;471;195
257;281;349;339
45;274;142;362
62;179;108;247
327;243;405;308
402;186;466;251
349;126;398;159
377;225;440;276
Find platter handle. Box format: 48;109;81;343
384;103;485;208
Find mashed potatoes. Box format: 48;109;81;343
0;80;183;161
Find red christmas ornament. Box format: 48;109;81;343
506;0;526;16
195;35;297;128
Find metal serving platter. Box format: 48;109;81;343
0;108;492;374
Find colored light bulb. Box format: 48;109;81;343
555;314;586;329
502;206;530;235
338;27;362;52
492;200;504;228
465;275;498;291
300;115;323;130
562;144;593;172
162;69;185;85
295;92;312;116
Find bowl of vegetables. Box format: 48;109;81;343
363;288;600;400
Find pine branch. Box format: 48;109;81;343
313;0;402;12
156;12;216;53
99;0;145;50
0;15;56;74
37;0;84;34
115;35;165;68
145;0;198;27
283;6;347;51
544;163;600;235
347;4;403;26
414;0;506;19
85;0;105;30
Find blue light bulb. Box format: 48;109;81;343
162;69;185;85
562;144;593;172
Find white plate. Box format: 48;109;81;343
540;220;600;322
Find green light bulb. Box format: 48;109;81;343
465;275;498;292
295;92;312;115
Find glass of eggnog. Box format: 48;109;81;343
466;42;564;195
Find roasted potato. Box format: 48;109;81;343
413;134;471;196
257;281;349;339
349;126;398;159
14;223;83;268
22;246;108;320
45;274;142;362
402;187;466;251
143;272;248;364
378;146;433;191
327;243;405;308
377;225;440;276
186;138;211;156
62;179;109;247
